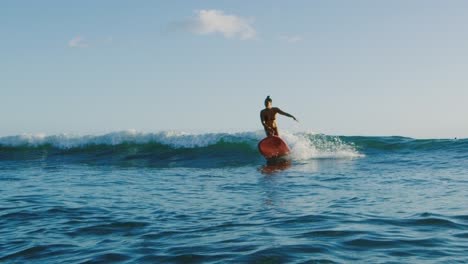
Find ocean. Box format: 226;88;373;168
1;130;467;263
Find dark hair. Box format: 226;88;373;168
264;96;272;106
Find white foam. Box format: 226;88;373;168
281;131;364;159
0;130;263;149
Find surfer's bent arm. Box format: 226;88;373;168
260;111;274;133
260;111;266;126
260;111;268;128
276;108;297;121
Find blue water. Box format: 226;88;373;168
1;131;468;263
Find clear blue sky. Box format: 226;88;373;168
2;1;468;138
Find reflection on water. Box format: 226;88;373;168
259;160;292;174
2;151;468;263
259;154;360;175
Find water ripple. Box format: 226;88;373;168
2;153;468;263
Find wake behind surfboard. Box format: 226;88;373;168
258;136;291;162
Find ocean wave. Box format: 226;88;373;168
345;136;468;152
1;131;465;163
0;130;261;149
0;130;362;167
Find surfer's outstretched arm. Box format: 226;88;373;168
277;108;297;121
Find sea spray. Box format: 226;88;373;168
282;132;364;159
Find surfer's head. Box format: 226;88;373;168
264;96;272;107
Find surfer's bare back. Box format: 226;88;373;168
260;96;297;137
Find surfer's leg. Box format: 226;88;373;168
272;122;279;136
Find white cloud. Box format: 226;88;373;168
182;9;256;40
68;36;89;48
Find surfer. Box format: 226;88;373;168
260;96;297;136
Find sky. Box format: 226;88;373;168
1;0;468;138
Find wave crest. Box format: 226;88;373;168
0;130;363;167
0;130;262;149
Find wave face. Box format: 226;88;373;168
344;136;468;152
1;130;465;167
0;131;360;167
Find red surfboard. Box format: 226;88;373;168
258;136;290;159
